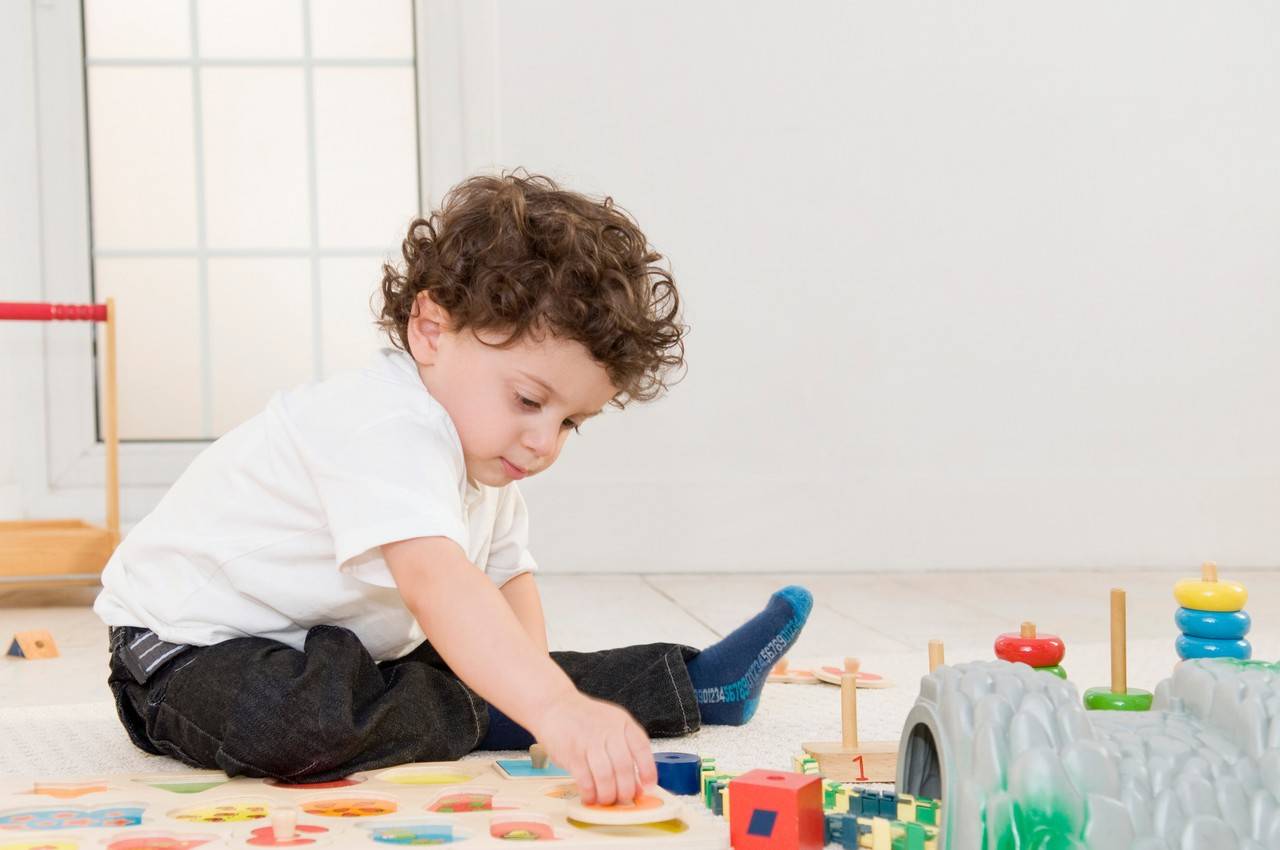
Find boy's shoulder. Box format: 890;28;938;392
276;348;460;458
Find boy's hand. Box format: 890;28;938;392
531;691;657;805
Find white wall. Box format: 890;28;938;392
4;1;1280;571
497;1;1280;571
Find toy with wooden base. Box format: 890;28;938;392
801;660;897;783
0;753;728;848
1082;587;1152;711
1174;561;1252;660
0;301;120;586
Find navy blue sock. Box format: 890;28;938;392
478;704;535;751
686;585;813;725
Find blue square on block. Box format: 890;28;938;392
747;808;777;837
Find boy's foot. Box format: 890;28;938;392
686;585;813;725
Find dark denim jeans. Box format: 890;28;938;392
107;625;700;783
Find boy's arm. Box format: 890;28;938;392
499;572;548;653
383;536;654;803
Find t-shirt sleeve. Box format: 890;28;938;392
300;412;468;587
485;483;538;587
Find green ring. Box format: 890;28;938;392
1036;665;1067;679
1083;686;1152;711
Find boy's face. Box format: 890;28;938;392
407;293;618;487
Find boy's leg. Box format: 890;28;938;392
477;585;814;749
473;642;701;751
108;624;488;782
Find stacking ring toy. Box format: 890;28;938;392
1175;634;1251;660
994;623;1065;668
1174;607;1250;640
1037;665;1067;680
1083;686;1153;711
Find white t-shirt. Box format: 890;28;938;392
94;348;538;661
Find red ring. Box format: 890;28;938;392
994;632;1065;667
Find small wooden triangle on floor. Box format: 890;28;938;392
7;629;59;660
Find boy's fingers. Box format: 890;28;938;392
587;748;617;806
569;758;597;805
624;722;658;786
606;736;637;803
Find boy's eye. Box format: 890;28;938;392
562;418;581;434
517;394;541;410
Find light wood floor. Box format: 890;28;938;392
3;568;1277;710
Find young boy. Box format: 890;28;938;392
94;172;812;805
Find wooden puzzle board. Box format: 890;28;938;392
0;758;728;849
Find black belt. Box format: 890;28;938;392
114;627;192;685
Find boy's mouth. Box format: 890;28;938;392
500;457;528;479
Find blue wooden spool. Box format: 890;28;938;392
1176;633;1252;660
1175;607;1250;640
654;751;702;795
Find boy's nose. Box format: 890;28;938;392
523;422;556;457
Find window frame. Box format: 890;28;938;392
27;0;499;522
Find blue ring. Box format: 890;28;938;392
1174;607;1250;640
1176;634;1252;660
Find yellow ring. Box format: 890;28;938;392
1173;579;1247;612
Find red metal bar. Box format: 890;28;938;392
0;301;108;322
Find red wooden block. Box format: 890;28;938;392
728;769;823;850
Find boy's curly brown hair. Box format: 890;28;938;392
378;172;686;405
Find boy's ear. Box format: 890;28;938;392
406;291;450;366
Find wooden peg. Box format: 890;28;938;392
529;743;549;770
840;673;858;749
1110;588;1126;694
1202;561;1218;582
271;807;297;841
843;657;860;674
1020;622;1036;639
928;639;945;672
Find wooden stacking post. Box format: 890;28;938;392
1110;588;1127;694
803;656;896;782
928;639;945;672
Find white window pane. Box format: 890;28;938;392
87;68;198;250
85;0;189;59
197;0;303;58
95;259;204;440
309;0;412;58
320;257;387;375
202;69;311;249
208;258;314;434
314;68;418;248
